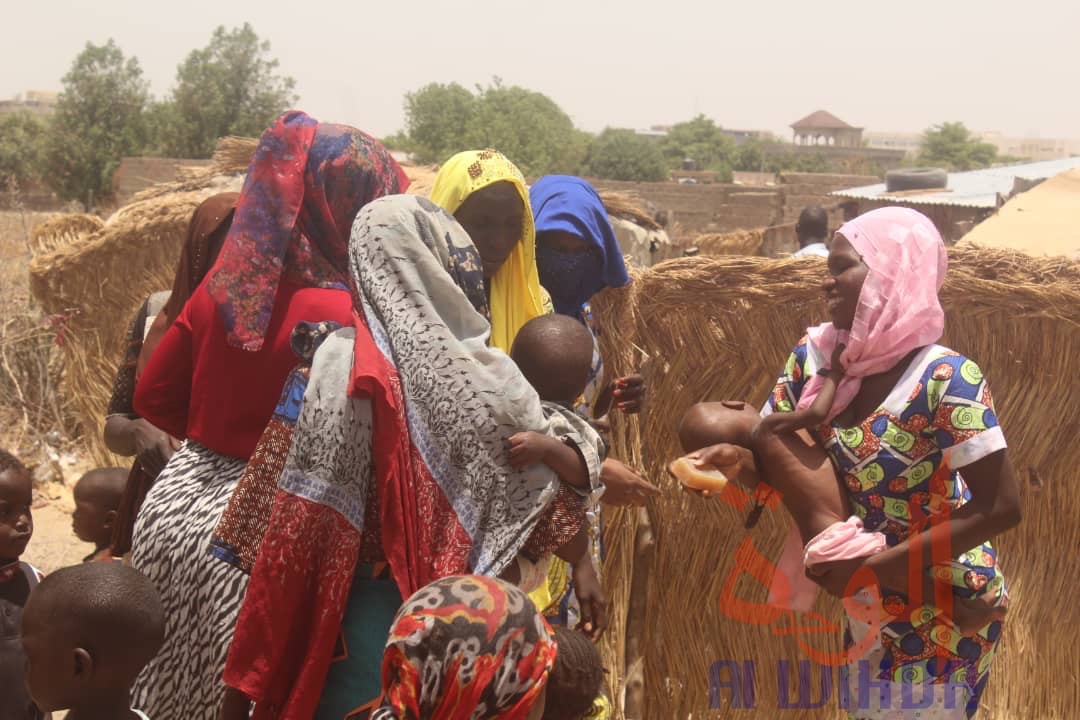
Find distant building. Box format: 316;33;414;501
865;129;1080;162
791;110;863;148
0;90;58;117
722;129;770;146
864;131;923;157
978;132;1080;162
633;127;669;140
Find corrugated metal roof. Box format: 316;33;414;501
830;157;1080;208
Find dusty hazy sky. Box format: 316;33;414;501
5;0;1079;140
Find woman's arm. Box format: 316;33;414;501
103;415;179;477
133;307;195;442
867;450;1021;590
104;301;149;455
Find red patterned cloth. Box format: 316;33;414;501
206;111;408;352
224;196;586;719
372;576;556;720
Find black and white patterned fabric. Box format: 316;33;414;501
130;441;248;720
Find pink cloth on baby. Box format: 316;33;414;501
797;207;948;423
768;516;888;613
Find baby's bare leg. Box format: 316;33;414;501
753;427;851;539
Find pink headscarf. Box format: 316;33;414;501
798;207;948;422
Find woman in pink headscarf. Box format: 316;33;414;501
756;207;1021;719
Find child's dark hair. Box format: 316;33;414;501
0;448;27;476
75;467;128;508
27;562;165;681
542;626;605;720
510;315;595;403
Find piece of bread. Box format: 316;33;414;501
668;456;729;493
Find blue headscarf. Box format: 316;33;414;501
530;176;630;317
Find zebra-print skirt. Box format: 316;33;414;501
131;441;249;720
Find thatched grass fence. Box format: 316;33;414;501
591;247;1080;719
25;133;1079;718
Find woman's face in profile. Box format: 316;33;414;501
823;233;868;330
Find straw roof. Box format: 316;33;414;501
591;247;1080;719
692;229;764;256
599;191;662;232
27;135;435;463
961;168;1080;258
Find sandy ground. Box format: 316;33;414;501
21;472;99;574
24;479;99;574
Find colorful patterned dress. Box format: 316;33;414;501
766;339;1009;720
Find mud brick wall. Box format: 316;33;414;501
589;179;783;235
590;173;879;242
778;172;878;223
112;157;212;205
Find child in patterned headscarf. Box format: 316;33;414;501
374;575;556;720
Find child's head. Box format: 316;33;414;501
72;467;126;548
678;400;760;453
510;314;595;404
21;562;165;713
0;449;32;561
541;626;605;720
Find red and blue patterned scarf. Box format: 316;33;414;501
207;110;408;351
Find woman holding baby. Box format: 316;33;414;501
684;207;1021;719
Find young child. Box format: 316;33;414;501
676;399;1004;635
72;468;127;562
1;449;45;720
507;314;607;638
20;562;165;720
542;626;609;720
508;313;602;493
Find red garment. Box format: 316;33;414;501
206;111;408;351
134;281;352;460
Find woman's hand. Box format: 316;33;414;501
572;560;607;641
132;419;180;477
807;557;877;598
599;459;660;506
679;444;744;499
612;374;646;414
219;687;252;720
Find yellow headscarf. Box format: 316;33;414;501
429;149;547;352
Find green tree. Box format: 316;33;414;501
0;112;48;186
918;122;999;171
583;129;668;181
379;132;411;152
156;24;297;158
659;115;736;174
402;82;478;163
43;40;149;210
465;83;584;175
399;80;587;175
